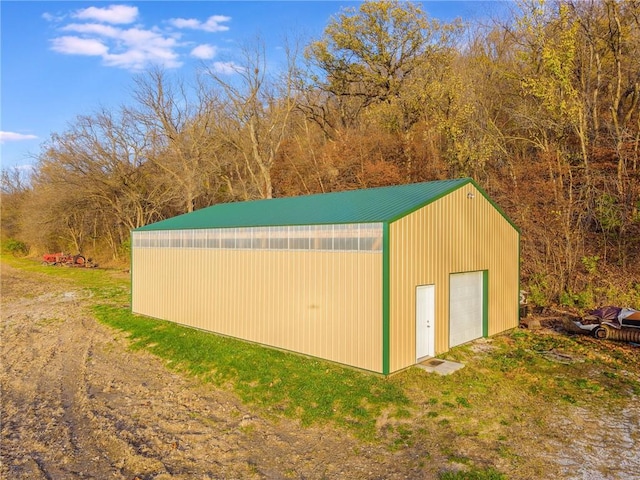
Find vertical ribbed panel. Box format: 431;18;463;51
132;249;383;373
131;183;518;375
388;184;519;372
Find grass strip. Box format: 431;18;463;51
93;303;409;440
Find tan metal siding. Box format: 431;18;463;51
132;248;383;372
389;184;519;372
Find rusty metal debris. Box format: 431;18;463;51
571;306;640;344
41;252;98;268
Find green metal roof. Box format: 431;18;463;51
136;178;476;231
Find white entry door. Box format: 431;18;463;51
416;285;435;360
450;271;484;347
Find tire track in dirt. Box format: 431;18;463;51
1;270;117;478
1;264;429;480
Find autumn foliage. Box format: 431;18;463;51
1;0;639;308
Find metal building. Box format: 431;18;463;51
131;178;519;374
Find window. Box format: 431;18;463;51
134;223;382;253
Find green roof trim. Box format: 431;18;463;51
136;178;481;231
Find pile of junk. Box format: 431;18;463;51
573;306;640;343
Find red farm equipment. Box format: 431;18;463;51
42;252;96;268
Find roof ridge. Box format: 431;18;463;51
136;178;472;231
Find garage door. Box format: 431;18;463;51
449;271;484;347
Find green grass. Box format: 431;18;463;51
5;254;640;478
1;253;130;303
93;303;408;440
438;467;506;480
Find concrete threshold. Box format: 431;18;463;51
417;358;465;375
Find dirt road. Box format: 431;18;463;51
2;262;639;479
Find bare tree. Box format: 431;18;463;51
203;37;299;199
27;108;165;258
0;167;31;242
131;68;226;213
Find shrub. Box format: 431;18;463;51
3;238;28;257
559;288;594;310
528;273;550;307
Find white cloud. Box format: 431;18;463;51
49;7;230;71
53;23;182;69
109;28;182;69
170;18;201;30
170;15;230;32
51;36;109;56
73;5;138;24
191;44;218;59
0;132;38;143
62;23;120;37
104;46;182;70
42;12;66;22
212;61;241;75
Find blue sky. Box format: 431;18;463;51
0;1;506;172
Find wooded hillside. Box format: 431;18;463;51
2;0;639;309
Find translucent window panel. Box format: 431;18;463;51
333;223;359;236
269;226;288;249
194;230;207;248
183;230;194;248
371;235;383;251
236;237;252;249
334;237;359;250
311;236;333;250
252;227;269;249
252;237;268;249
333;237;345;250
358;223;383;251
220;228;236;248
309;225;331;250
170;231;182;248
289;225;310;250
206;229;220;248
359;237;380;250
290;237;310;249
230;227;248;249
158;231;171;247
347;236;359;250
222;238;235;248
139;233;146;248
133;222;383;252
269;237;288;249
